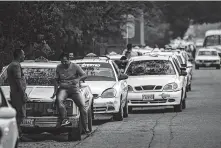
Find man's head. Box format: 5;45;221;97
13;49;25;62
59;52;70;68
127;43;132;51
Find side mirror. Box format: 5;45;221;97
0;107;16;118
118;74;128;81
180;71;187;76
180;67;186;71
181;64;187;67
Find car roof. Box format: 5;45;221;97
205;30;221;37
71;57;111;63
130;54;171;61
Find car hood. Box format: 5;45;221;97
195;56;220;60
127;75;177;87
1;86;55;102
83;81;116;95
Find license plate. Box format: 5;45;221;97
21;119;34;127
142;94;154;100
205;63;211;66
35;123;57;128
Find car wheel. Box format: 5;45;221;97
113;103;123;121
182;99;186;109
128;107;133;113
14;138;19;148
174;100;183;112
123;99;128;118
174;92;183;112
195;65;199;69
216;65;220;69
88;106;93;132
68;117;82;141
189;84;192;91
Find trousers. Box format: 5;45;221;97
56;87;88;131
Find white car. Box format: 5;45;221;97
71;56;129;121
0;58;93;141
195;48;220;69
124;54;187;112
0;87;19;148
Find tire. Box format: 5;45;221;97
216;65;220;69
68;117;82;141
182;99;186;109
123;99;128;118
195;65;199;70
14;139;19;148
88;106;93;132
174;100;183;112
189;84;191;91
113;103;123;121
174;91;183;112
128;107;133;113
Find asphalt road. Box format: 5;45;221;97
19;67;221;148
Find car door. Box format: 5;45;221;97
0;88;18;148
112;62;128;105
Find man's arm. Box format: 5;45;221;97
11;64;27;102
76;64;87;82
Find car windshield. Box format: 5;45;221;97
77;62;116;81
204;35;221;46
198;51;217;56
126;60;176;76
0;67;56;86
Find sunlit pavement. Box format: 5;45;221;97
19;67;221;148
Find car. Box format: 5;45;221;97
71;56;129;121
124;54;187;113
0;57;93;141
156;51;189;95
0;87;19;148
195;48;220;69
174;51;193;91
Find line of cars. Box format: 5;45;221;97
0;48;194;147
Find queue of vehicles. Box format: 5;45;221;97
0;46;198;147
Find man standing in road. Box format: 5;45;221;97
7;49;28;139
51;52;90;133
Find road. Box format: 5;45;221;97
19;67;221;148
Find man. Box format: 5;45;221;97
7;49;28;139
51;52;89;133
122;43;138;57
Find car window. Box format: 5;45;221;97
77;62;116;81
112;61;120;76
172;58;181;74
198;51;218;56
0;89;7;107
204;35;220;46
126;60;176;76
1;67;56;86
177;55;184;64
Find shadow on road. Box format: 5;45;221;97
21;119;111;142
130;107;174;114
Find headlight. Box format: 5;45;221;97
101;88;117;98
128;85;134;92
163;82;179;92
